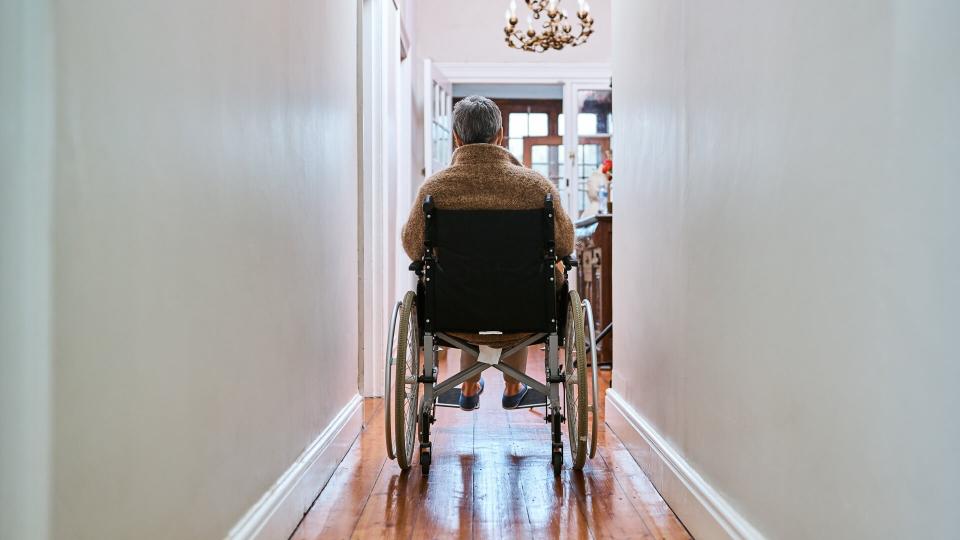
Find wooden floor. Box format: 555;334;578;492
292;350;691;540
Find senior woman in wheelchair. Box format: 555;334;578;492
401;95;575;411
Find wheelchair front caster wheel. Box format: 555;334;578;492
552;451;563;477
420;449;432;476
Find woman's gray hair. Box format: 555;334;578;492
452;95;502;145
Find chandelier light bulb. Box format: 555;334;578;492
505;8;511;21
527;14;533;28
583;1;590;12
510;0;517;16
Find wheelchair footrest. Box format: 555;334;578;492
435;387;547;409
435;387;463;408
512;388;548;409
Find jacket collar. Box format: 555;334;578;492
450;143;522;167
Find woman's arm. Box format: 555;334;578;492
549;184;576;257
401;185;428;261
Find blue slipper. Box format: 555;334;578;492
459;379;484;411
502;384;531;409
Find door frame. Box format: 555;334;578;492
361;62;612;398
360;0;406;398
432;62;611;218
423;58;453;178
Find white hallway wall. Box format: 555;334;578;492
611;0;959;538
7;1;362;538
1;1;54;538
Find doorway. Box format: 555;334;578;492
425;64;613;222
425;66;615;373
446;85;614;224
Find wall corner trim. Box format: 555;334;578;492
226;394;364;540
604;390;765;540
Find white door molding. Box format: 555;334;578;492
360;0;400;397
423;58;453;178
434;62;611;85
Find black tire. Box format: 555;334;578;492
551;411;563;477
421;451;431;476
394;291;421;469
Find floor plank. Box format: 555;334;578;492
292;349;691;540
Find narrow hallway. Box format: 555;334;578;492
4;0;958;538
293;350;689;539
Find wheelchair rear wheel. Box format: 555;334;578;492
564;290;588;470
582;299;601;460
393;291;421;470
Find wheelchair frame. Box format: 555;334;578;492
384;194;600;477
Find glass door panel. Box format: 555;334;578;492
523;136;565;194
424;59;452;176
575;89;612;217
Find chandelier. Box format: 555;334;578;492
504;0;594;53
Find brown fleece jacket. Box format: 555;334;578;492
402;143;575;348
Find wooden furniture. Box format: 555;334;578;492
575;214;613;366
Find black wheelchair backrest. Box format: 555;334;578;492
420;194;558;334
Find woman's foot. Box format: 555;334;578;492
459;379;484;411
502;383;530;409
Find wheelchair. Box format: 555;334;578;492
384;194;600;477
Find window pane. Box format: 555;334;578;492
577;113;598;135
558;113;564;136
533;163;550;177
529;113;548;136
509;113;528;137
577;89;612;135
532;145;548;163
581;143;598;164
508;138;524;160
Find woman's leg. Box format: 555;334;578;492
459;349;482;396
501;347;529;396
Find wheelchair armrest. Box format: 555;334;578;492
408;261;425;275
561;255;579;270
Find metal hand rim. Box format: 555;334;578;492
582;298;600;459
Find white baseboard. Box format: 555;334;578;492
604;390;765;540
226;394;364;540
